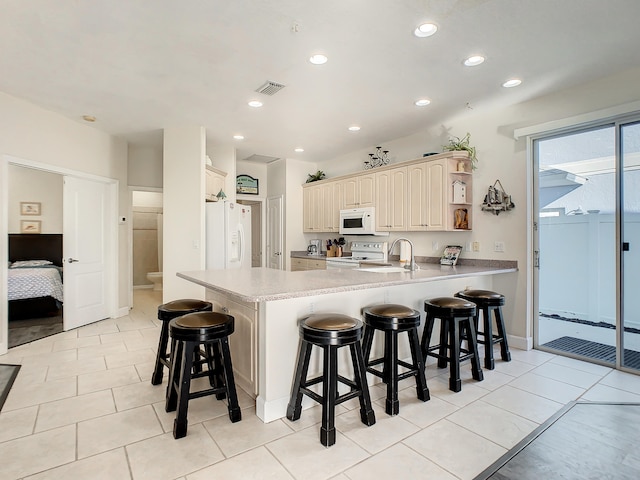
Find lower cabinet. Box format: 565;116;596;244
206;292;257;396
290;257;327;271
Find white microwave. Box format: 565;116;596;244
339;207;389;236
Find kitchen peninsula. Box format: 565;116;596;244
177;262;516;422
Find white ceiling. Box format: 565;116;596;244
2;0;640;164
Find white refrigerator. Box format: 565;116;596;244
206;201;252;269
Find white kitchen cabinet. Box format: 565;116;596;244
407;162;429;230
321;181;341;232
207;291;258;396
303;183;323;232
375;166;407;231
290;257;327;271
205;165;227;202
340;173;375;208
425;159;447;231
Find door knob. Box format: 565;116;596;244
68;258;79;263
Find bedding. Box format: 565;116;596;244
8;264;64;302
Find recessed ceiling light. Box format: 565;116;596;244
82;115;96;122
295;147;304;153
502;78;522;88
348;125;361;131
309;54;328;65
415;99;431;107
233;135;245;140
464;55;485;67
248;100;263;107
414;23;438;37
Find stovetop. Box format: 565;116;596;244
329;241;387;263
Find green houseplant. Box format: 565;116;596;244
443;132;478;169
306;170;326;183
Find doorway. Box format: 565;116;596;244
534;117;640;372
1;155;118;354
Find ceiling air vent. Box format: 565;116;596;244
255;81;285;96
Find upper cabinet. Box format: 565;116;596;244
339;173;375;208
302;151;473;233
375;166;407;231
205;165;227;202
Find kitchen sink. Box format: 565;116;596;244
356;266;409;273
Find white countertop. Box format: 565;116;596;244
177;263;517;303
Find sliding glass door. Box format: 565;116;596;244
535;117;640;372
621;121;640;370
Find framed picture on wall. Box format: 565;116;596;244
21;220;41;234
20;202;41;215
236;174;259;195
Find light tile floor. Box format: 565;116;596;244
2;289;640;480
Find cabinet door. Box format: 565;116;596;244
375;171;391;230
358;174;376;207
407;163;428;230
303;184;323;232
321;182;339;232
375;168;406;231
225;299;258;396
426;160;446;230
341;177;359;208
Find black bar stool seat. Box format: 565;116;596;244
287;313;376;447
361;304;429;415
165;311;241;439
455;289;511;370
422;297;483;392
151;299;212;386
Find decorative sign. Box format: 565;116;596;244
236;174;259;195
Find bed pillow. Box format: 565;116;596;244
10;260;53;268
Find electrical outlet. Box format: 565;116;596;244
472;241;480;252
432;241;439;251
494;241;505;253
465;242;472;252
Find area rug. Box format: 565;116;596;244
0;364;21;411
474;402;640;479
542;336;640;369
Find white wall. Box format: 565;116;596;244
8;165;63;233
0;91;129;328
163;126;206;301
128;145;163;188
284;158;313;271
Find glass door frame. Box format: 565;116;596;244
531;113;640;373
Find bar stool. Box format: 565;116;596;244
422;297;483;392
151;299;212;386
165;311;241;439
286;313;376;447
455;289;511;370
361;304;429;416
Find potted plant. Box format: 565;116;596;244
306;170;326;183
443;132;478;169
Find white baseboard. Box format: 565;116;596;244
508;334;532;351
115;306;130;318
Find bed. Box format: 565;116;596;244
8;234;64;320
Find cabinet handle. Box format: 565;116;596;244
222;306;229;313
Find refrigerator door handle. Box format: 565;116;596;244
238;224;245;266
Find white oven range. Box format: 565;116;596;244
325;241;388;269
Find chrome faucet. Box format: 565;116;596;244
388;237;418;271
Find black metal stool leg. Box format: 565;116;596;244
219;337;241;423
466;318;484;381
449;319;462;392
361;325;375;365
438;318;449;368
320;345;338;447
384;330;399;415
165;336;182;412
173;339;195;439
286;340;313;421
349;343;376;426
151;321;170;385
481;305;495;370
421;313;436;363
494;306;512;362
408;328;430;401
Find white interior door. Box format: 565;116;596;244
267;196;283;270
63;176;110;330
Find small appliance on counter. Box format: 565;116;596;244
307;239;322;255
